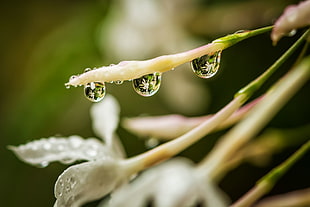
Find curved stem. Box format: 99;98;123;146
235;29;310;98
197;56;310;181
123;94;247;174
231;140;310;207
66;26;273;86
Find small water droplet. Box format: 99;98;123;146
69;137;82;148
58;192;63;197
30;144;39;151
84;82;106;102
43;143;51;150
67;177;77;189
69;75;78;82
132;72;161;97
234;29;249;34
37;161;49;168
287;29;296;37
60;158;75;164
84;68;92;73
57;145;65;151
114;80;124;85
59;179;64;187
145;138;159;149
191;51;222;79
86;149;98;157
65;185;71;193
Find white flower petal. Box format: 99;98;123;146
9;135;111;166
201;178;229;207
54;159;126;207
90;94;120;144
110;158;228;207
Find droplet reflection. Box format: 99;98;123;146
132;72;161;97
84;82;106;102
191;51;222;79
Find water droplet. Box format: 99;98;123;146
86;149;98;157
114;80;124;85
191;51;222;79
69;75;78;82
66;177;77;190
145;138;159;149
43;143;52;150
84;68;92;72
132;72;161;97
37;161;49;168
69;137;82;148
60;158;75;164
57;144;65;151
59;179;64;187
30;144;39;151
84;82;106;102
65;185;71;193
234;30;249;34
287;29;296;37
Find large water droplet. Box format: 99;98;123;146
191;51;222;79
84;82;106;102
132;72;161;97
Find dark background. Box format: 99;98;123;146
1;0;309;206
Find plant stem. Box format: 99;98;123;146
123;96;263;140
212;26;273;47
197;56;310;180
122;49;310;176
235;29;310;98
231;140;310;207
66;26;273;86
123;94;247;173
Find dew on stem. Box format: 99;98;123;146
132;72;161;97
191;51;222;79
84;82;106;102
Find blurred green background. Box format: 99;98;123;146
1;0;309;206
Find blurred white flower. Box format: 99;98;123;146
109;158;229;207
10;95;130;207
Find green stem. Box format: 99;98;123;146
198;56;310;180
231;140;310;207
213;26;273;47
235;29;310;98
259;140;310;186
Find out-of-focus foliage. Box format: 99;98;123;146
1;0;309;206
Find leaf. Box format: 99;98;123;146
271;0;310;44
90;94;120;145
54;159;125;207
9;135;111;167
